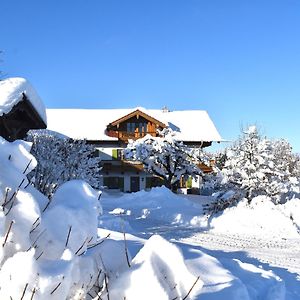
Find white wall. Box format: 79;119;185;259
96;146;123;161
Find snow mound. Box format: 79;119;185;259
33;180;101;260
204;196;300;238
102;186;203;227
108;235;202;300
0;77;47;123
0;137;37;205
278;197;300;230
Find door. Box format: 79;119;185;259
130;176;140;192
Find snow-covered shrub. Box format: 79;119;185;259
0;136;111;299
124;128;204;191
203;190;243;215
270;139;300;201
27;130;102;198
220;126;299;203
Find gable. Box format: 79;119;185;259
108;109;166;129
106;109;166;141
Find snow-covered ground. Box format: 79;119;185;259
100;187;300;300
1;133;300;299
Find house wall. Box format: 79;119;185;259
95;146;123;161
94;143;205;193
102;171;148;192
192;175;203;189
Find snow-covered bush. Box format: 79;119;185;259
124;128;203;191
0;136;114;299
215;126;299;204
203;190;243;215
27;130;102;198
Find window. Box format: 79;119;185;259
103;177;124;191
127;123;136;133
112;149;123;160
146;176;164;189
126;122;147;134
139;123;147;134
92;149;100;158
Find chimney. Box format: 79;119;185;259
162;106;170;113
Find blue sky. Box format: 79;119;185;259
1;0;300;153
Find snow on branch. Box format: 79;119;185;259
124;128;205;191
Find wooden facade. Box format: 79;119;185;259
106;109;166;141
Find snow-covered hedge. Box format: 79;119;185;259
26;130;102;198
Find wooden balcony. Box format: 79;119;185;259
117;131;157;141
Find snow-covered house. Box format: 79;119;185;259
46;107;222;192
0;78;47;141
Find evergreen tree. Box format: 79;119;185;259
222;126;299;203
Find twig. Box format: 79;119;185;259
182;276;200;300
30;288;36;300
18;178;25;189
20;283;28;300
4;199;16;216
87;233;111;251
42;199;51;213
96;269;102;283
27;229;47;251
122;230;131;268
24;180;32;189
75;237;89;255
96;291;103;300
3;176;25;210
3;189;18;208
104;274;110;300
23;159;32;174
65;226;72;247
50;280;63;295
3;188;10;206
30;218;40;234
36;251;44;261
88;236;94;244
2;221;14;247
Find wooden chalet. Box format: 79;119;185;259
46;107;222;193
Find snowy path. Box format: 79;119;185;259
130;224;300;299
180;232;300;274
178;231;300;300
101;190;300;299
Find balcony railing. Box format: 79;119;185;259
118;131;157;140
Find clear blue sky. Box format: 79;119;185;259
1;0;300;153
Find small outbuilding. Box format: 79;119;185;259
0;77;47;141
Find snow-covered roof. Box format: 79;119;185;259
0;77;47;124
46;107;222;142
